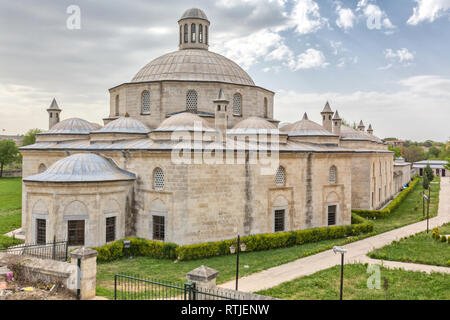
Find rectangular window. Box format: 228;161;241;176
106;217;116;243
328;205;337;226
68;220;85;246
36;219;46;245
153;216;165;241
274;210;285;232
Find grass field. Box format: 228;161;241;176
256;264;450;300
370;177;440;235
0;178;22;248
369;223;450;267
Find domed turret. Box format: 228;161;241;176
178;8;210;50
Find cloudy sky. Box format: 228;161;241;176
0;0;449;141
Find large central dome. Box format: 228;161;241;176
131;49;255;86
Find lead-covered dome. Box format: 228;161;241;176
41;118;102;135
180;8;209;21
94;117;150;134
228;117;279;135
23;153;136;183
340;126;384;143
155;112;216;132
131;50;255;86
280;114;336;137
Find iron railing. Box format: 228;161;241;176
114;273;235;300
0;237;68;262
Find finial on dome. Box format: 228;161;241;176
302;113;309;120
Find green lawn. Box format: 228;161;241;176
370;177;440;235
369;223;450;267
256;264;450;300
0;178;23;248
96;235;362;299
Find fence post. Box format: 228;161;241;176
70;247;98;300
52;235;56;260
65;241;69;262
114;274;117;300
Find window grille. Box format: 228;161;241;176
154;168;164;191
186;90;198;112
68;220;85;246
199;24;203;43
184;24;188;43
38;164;46;173
153;216;165;241
329;166;337;184
141;90;150;114
106;217;116;243
205;25;208;45
275;167;286;186
233;93;242;116
274;210;285;232
36;219;46;245
191;23;196;42
328;205;337;226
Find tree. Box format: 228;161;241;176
403;146;425;163
22;128;42;147
422;174;429;190
388;145;402;158
0;140;19;177
424;163;434;183
445;158;450;171
427;146;440;159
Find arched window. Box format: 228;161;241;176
186;90;198;113
275;166;286;186
191;23;196;42
38;163;46;173
115;95;119;116
184;24;188;43
199;24;203;43
264;97;268;118
329;166;337;184
153;168;164;191
205;25;208;45
233;93;242;116
179;25;182;45
141;90;150;115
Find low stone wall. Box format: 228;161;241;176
1;170;22;178
0;253;76;290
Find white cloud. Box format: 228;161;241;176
285;0;328;34
289;48;329;70
384;48;415;64
336;6;356;30
274;75;450;141
407;0;450;25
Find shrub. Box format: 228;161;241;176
440;235;447;243
352;177;420;219
175;213;373;261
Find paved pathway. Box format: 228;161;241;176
219;177;450;292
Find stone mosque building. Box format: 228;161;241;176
20;9;395;248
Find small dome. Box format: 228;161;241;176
180;8;209;21
94;117;150;134
42;118;102;135
155;112;216;132
228;117;279;135
340;126;383;143
23;153;136;183
280;118;336;137
131;49;255;86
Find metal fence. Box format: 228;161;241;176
114;273;235;300
0;239;68;262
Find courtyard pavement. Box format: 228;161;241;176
218;177;450;292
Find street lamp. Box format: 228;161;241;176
229;235;246;291
333;246;347;300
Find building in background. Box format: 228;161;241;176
413;160;447;177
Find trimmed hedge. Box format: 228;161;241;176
175;212;373;261
352;176;420;219
94;238;177;263
94;213;373;262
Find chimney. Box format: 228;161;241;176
358;120;365;132
214;89;229;134
320;101;333;133
367;124;373;135
332;110;342;136
47;98;62;129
